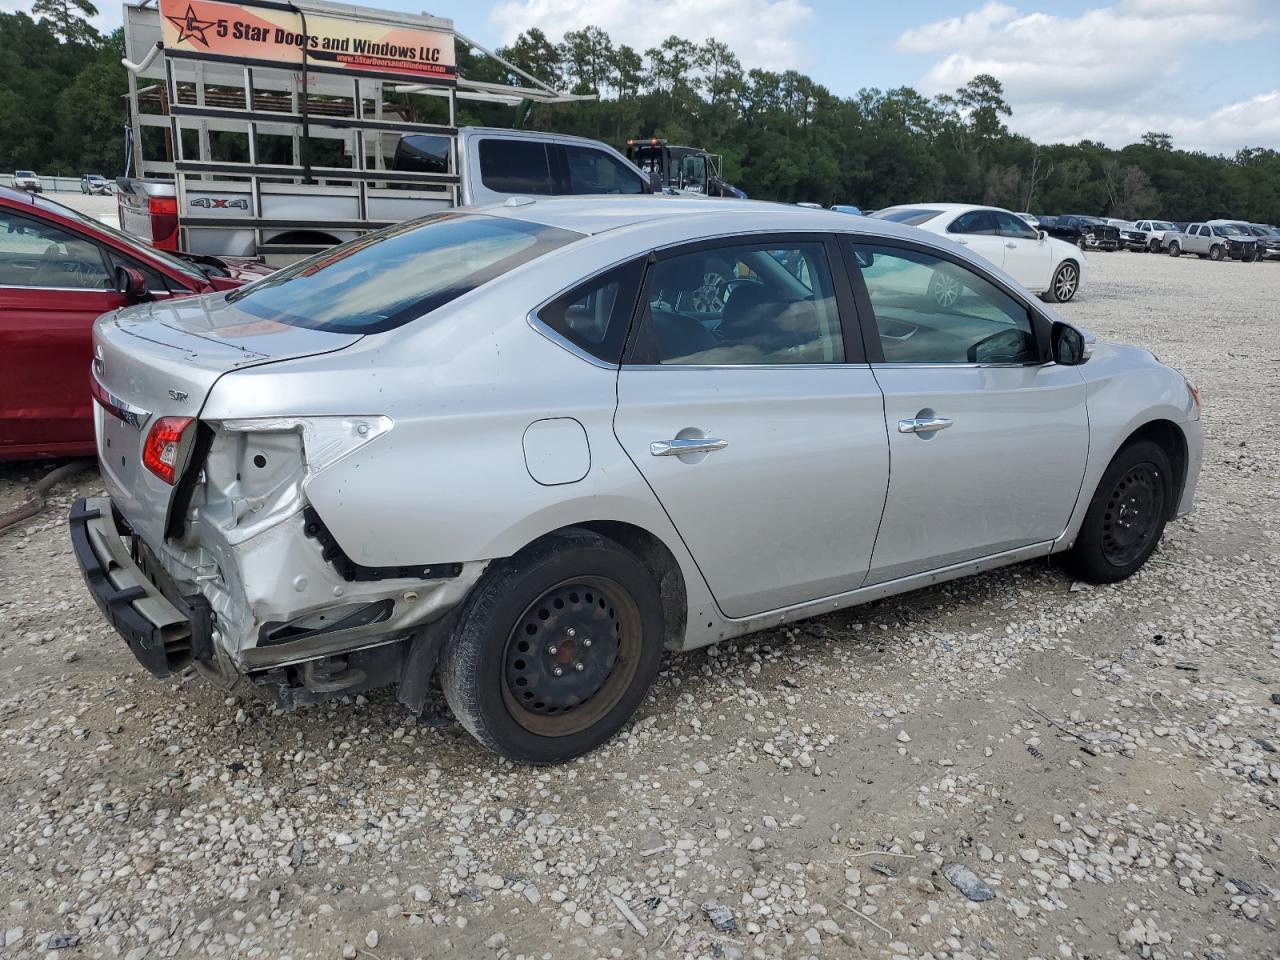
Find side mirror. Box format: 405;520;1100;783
1038;229;1048;241
647;171;663;194
1051;321;1091;365
114;265;149;304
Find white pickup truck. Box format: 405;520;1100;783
117;0;650;264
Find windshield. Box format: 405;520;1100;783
873;208;943;226
32;193;207;283
1212;224;1246;236
16;170;35;178
1151;221;1175;230
226;213;581;334
85;175;105;182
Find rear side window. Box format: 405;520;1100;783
479;139;554;195
948;210;999;235
394;135;451;174
226;213;580;333
537;259;645;363
873;208;942;226
563;145;644;195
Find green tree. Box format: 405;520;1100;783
32;0;98;43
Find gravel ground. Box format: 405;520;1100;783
2;250;1278;960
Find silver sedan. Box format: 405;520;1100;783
72;198;1203;763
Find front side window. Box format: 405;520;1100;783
631;241;844;365
478;139;555;195
562;145;645;195
995;211;1039;239
537;259;644;363
948;210;999;235
226;213;580;333
0;211;111;289
677;155;707;191
849;242;1038;365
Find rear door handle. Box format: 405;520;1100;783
651;437;729;457
898;417;953;435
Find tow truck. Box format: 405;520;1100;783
116;0;643;264
625;138;745;198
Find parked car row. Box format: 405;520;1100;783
1074;216;1279;262
7;171;117;195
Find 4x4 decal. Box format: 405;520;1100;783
190;197;249;209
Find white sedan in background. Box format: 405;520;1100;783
873;203;1086;303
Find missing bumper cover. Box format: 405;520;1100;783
301;505;463;583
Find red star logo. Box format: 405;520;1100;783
166;4;216;46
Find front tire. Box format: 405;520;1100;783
439;529;665;764
1065;440;1172;583
1044;260;1080;303
1209;244;1224;261
1167;241;1181;257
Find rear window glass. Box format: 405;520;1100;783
225;213;580;333
479;139;555;195
872;208;942;226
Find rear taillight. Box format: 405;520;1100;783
143;416;195;484
149;196;179;251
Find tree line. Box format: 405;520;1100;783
4;5;1278;224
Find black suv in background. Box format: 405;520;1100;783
1039;215;1121;251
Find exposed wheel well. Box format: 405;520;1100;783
264;229;342;249
542;521;688;651
1119;419;1188;518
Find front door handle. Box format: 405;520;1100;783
898;417;953;435
1005;242;1017;249
651;437;729;457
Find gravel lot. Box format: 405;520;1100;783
2;248;1278;960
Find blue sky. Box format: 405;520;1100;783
33;0;1280;154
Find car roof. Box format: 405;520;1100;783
876;202;1001;215
474;195;905;237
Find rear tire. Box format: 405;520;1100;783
439;529;665;764
1065;440;1172;584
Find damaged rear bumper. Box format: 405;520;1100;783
69;494;486;692
69;497;207;677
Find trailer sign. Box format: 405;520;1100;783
158;0;456;84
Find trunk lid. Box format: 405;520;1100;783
93;292;360;547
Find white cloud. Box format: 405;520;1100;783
488;0;814;71
896;0;1280;153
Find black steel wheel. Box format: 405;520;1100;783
439;528;664;763
1098;463;1165;568
501;577;642;738
1065;439;1173;583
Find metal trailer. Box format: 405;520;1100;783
118;0;593;264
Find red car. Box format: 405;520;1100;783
0;186;272;461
